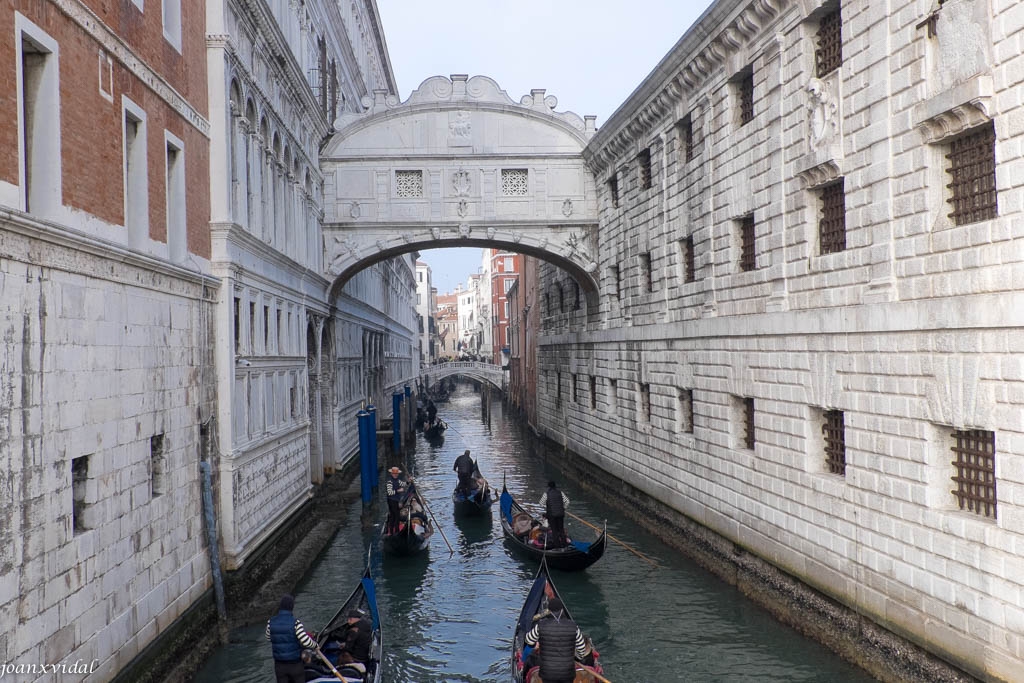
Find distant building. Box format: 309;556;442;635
436;291;459;358
415;261;436;364
490;251;522;366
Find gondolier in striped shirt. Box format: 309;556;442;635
265;594;316;682
522;596;589;683
386;466;410;533
539;481;570;548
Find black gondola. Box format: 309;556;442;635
425;419;447;440
511;557;605;683
499;485;606;572
381;485;434;556
452;465;496;516
305;563;383;683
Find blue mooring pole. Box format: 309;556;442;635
367;403;377;478
357;409;372;504
392;392;403;456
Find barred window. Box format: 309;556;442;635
737;70;754;126
950;429;997;519
819;179;847;254
946;123;997;226
641;252;653;293
609;174;619;208
395;170;423;197
681;236;695;283
739;214;756;271
743;397;755;450
638;149;652;190
589;376;597;410
501;168;529;196
823;410;846;475
815;7;842;77
677;115;694;163
572;374;579;403
640;383;651;422
556;372;562;405
610;265;621;300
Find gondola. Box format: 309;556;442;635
381;485;434;556
305;562;383;683
425;419;447;440
452;465;496;516
499;485;606;572
511;557;606;683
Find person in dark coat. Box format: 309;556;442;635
385;466;409;533
539;481;570;548
337;608;373;664
426;399;437;425
453;450;476;493
522;597;588;683
265;594;316;683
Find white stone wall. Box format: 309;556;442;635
0;214;216;680
539;0;1024;679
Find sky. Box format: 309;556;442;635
375;0;717;294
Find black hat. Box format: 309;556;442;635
279;594;295;611
547;597;563;613
547;480;557;489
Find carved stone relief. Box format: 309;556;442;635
452;169;471;197
457;199;469;218
562;198;574;217
350;202;361;219
806;77;838;148
448;111;472;142
458;223;471;238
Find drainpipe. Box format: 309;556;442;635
199;460;228;624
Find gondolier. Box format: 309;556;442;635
523;596;589;683
453;450;476;492
385;467;408;533
539;481;570;548
265;594;316;683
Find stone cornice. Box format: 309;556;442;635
914;75;994;144
584;0;785;175
210;221;331;289
54;0;210;137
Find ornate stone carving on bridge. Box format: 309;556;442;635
452;170;471;197
350;202;361;219
457;199;469;218
458;223;471;238
562;198;574;217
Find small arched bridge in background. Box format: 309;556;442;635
422;361;506;391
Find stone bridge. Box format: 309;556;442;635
319;74;601;309
421;361;505;391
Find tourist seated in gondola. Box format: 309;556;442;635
522;597;590;683
453;449;477;493
539;481;570;549
385;467;410;533
336;608;373;665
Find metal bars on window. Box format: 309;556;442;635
638;149;652;190
684;235;695;283
950;429;997;519
823;410;846;475
677;115;694;163
738;72;754;126
739;215;756;271
609;174;619;208
641;253;653;293
744;397;755;450
946;123;997;226
815;7;842;77
819;179;847;254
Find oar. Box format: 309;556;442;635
314;646;347;681
577;664;613;683
566;511;660;568
417;487;455;556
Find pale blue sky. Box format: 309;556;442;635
376;0;717;293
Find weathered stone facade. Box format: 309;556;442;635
536;0;1024;680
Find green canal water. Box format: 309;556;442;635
194;383;876;683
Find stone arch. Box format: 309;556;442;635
246;99;257;128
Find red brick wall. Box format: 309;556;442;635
2;1;210;259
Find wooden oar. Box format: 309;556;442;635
577;664;613;683
417;487;455;556
314;646;347;681
565;510;660;568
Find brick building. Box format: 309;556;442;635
490;250;522;366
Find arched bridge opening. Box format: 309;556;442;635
422;361;506;392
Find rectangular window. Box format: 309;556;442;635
123;98;149;249
504;257;513;271
680;235;695;283
743;397;755;450
640;383;651;422
150;434;166;497
815;6;842;77
501;169;529;196
736;69;755;126
589;375;597;410
290;386;297;419
556;372;562;406
678;388;694;433
739;214;756;271
819;179;847;254
504;301;509;318
395;170;423;197
233;297;241;354
641;252;653;293
18;20;61;215
637;149;652;190
609;379;618;412
72;455;90;534
823;409;846;475
162;0;182;51
418;272;423;282
677;114;694;163
608;174;619;208
950;429;997;519
610;265;621;300
572;374;579;404
165;133;186;262
504;279;514;294
248;301;256;354
263;305;270;352
946;123;997;226
276;310;283;354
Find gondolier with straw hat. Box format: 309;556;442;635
385;466;408;533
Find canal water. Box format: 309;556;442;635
195;382;876;683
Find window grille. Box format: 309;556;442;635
556;372;561;405
72;455;90;534
680;389;694;433
638;149;652;190
815;7;842;77
677;115;694;163
744;397;755;449
738;72;754;126
946;123;997;226
641;383;651;422
573;374;579;403
641;253;653;292
609;174;619;208
823;410;846;475
739;215;756;271
683;236;695;283
950;429;997;519
819;179;847;254
395;170;423;198
589;376;597;410
502;169;529;196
